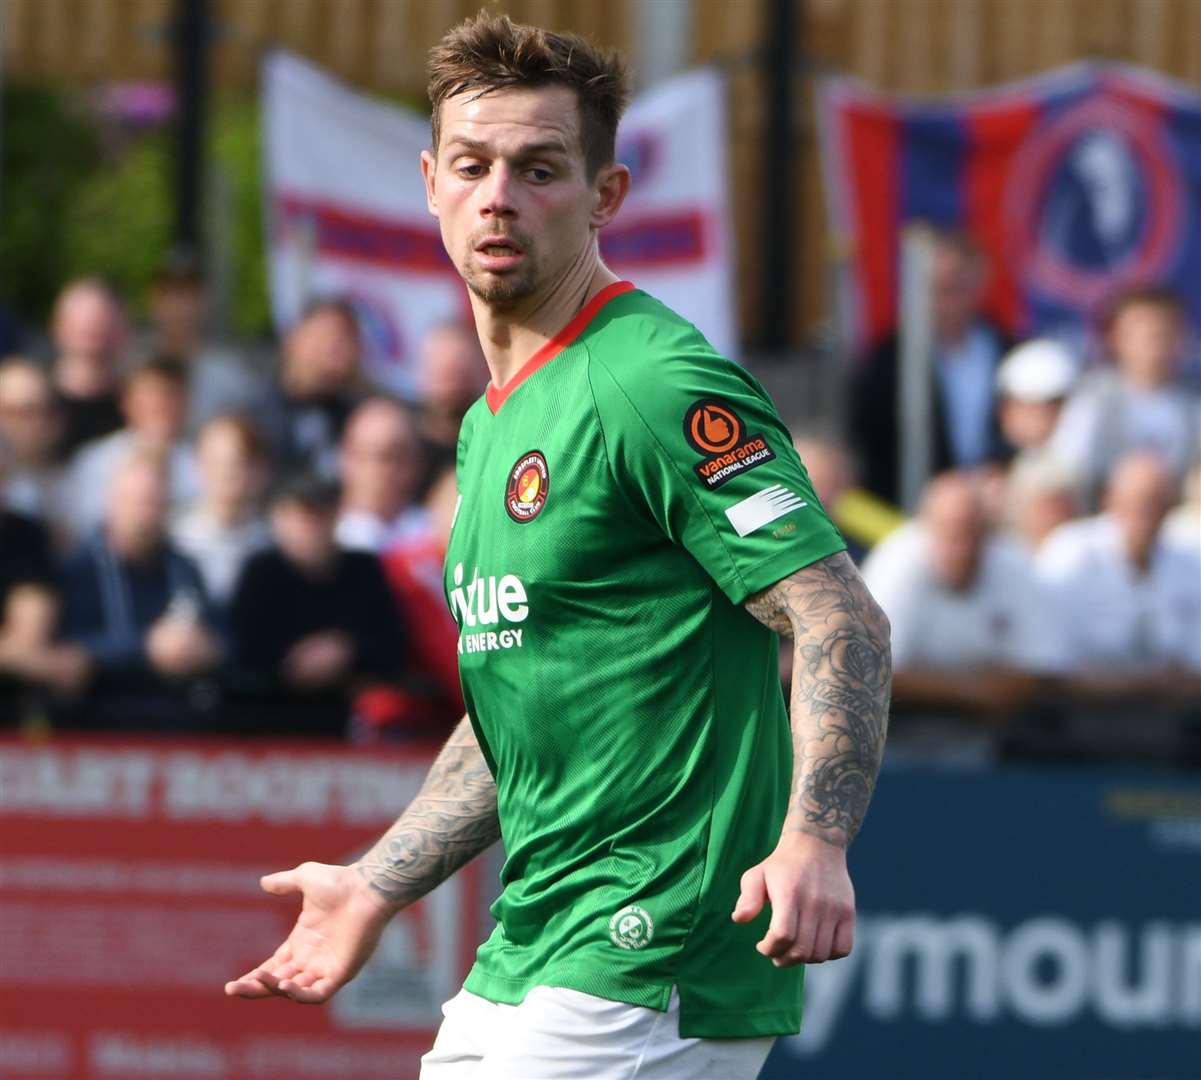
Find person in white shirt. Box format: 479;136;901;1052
64;358;200;541
170;415;272;609
1163;457;1200;553
973;336;1081;534
1037;450;1201;680
1002;450;1083;555
994;337;1079;455
862;471;1065;717
334;397;427;553
1050;287;1199;505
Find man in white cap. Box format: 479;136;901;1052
994;337;1078;459
970;337;1080;536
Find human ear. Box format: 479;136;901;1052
421;149;440;218
590;163;630;229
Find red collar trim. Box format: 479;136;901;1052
485;281;635;414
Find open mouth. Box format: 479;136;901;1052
474;238;524;257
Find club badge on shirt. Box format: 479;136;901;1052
505;450;550;523
682;399;777;491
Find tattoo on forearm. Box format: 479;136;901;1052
745;551;892;847
355;717;500;906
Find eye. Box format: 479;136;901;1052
526;167;553;183
456;162;485;179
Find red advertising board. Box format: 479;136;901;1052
0;736;491;1080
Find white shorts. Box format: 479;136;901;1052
419;985;775;1080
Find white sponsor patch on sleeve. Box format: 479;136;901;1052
724;485;807;537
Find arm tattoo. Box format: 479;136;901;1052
355;716;500;907
745;551;892;847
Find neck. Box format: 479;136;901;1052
1123;371;1165;393
107;531;160;564
470;248;618;391
935;318;973;350
347;497;402;522
1123;538;1155;575
56;352;115;397
205;497;248;529
160;329;201;359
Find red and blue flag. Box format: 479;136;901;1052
820;62;1201;349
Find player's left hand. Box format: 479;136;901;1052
731;832;855;967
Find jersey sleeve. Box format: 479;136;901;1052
588;341;846;606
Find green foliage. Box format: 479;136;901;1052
0;84;101;322
209;98;271;337
62;131;174;309
1;84;272;337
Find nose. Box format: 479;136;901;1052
479;161;517;219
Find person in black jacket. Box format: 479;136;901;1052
849;228;1010;506
48;278;129;456
0;440;90;723
58;447;223;729
228;472;405;738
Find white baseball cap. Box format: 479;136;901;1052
995;339;1078;402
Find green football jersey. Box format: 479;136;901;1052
445;281;846;1038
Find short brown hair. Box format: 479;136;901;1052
427;11;629;178
1105;284;1186;328
199;413;267;462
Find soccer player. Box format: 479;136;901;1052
226;14;892;1078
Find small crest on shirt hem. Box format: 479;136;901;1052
683;399;777;490
609;904;654;950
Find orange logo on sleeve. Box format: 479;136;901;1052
686;402;742;454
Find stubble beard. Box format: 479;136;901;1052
461;257;539;308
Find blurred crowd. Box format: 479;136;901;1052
0;262;483;743
818;227;1201;762
0;234;1197;760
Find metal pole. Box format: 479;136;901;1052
634;0;692;90
759;0;795;351
898;225;936;513
0;0;7;254
173;0;210;258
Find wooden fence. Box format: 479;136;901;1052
4;0;1198;343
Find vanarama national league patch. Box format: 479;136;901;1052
682;399;777;490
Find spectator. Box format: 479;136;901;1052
967;337;1080;533
58;449;222;729
994;337;1079;458
413;319;488;496
850;228;1010;504
0;304;23;356
861;471;1064;719
259;298;364;477
1164;458;1200;552
354;464;464;743
48;278;129;455
171;415;272;611
335;396;427;552
1051;287;1199;503
229;473;405;737
791;431;876;563
145;254;264;435
63;358;199;539
0;357;67;524
1003;451;1083;554
1037;450;1201;680
0;439;89;723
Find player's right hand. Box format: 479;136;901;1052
223;861;396;1004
